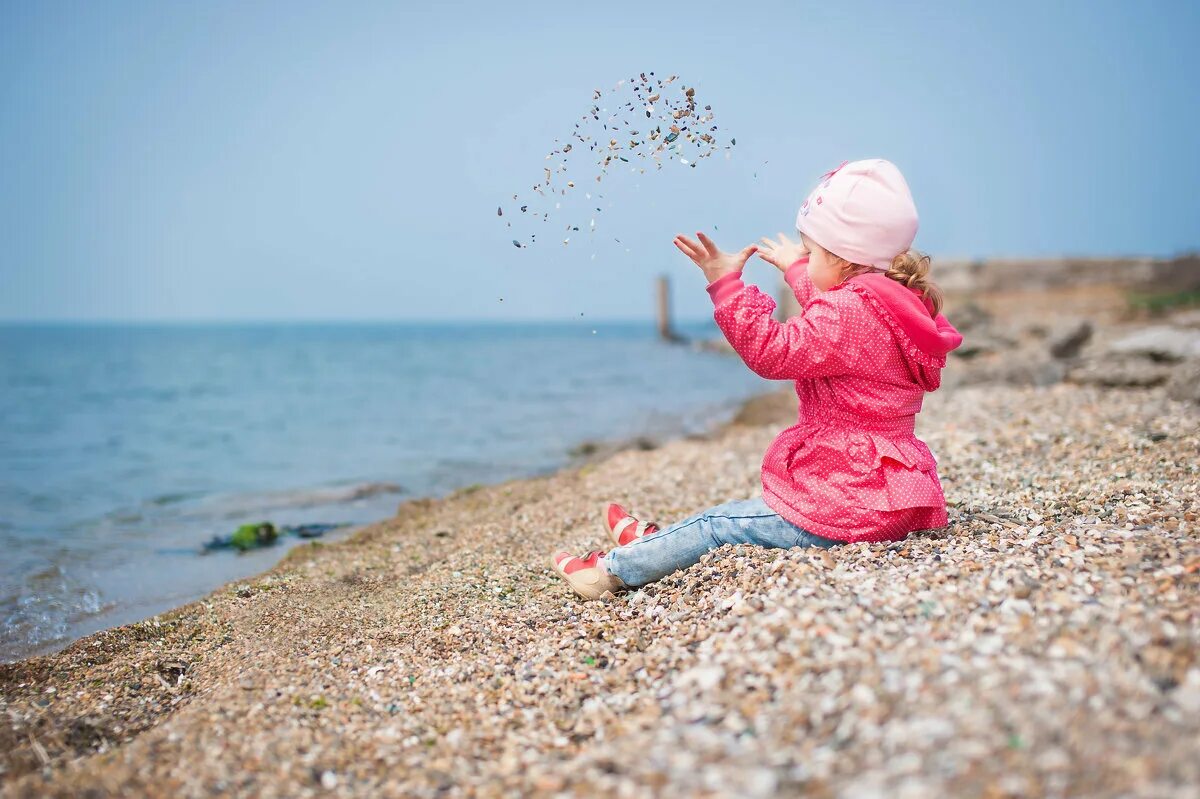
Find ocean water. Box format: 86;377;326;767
0;321;766;661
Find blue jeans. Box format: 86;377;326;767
604;497;840;588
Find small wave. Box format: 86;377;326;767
77;481;406;535
0;564;110;663
205;481;406;518
150;492;200;507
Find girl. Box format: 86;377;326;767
551;159;963;599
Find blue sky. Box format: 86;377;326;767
2;0;1197;322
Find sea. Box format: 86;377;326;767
0;321;767;661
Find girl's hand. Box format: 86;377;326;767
673;232;758;283
757;232;808;273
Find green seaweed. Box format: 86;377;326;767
205;522;342;553
229;522;278;551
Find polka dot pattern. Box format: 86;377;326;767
711;269;951;544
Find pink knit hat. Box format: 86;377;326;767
795;159;919;271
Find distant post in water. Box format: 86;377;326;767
657;275;683;343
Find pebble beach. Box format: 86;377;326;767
2;357;1197;797
4;2;1199;795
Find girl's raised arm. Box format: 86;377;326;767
758;234;818;307
675;232;862;381
707;276;863;381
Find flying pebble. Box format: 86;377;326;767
501;74;734;248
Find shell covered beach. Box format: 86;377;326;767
2;303;1199;797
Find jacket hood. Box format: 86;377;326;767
839;272;962;389
845;273;961;356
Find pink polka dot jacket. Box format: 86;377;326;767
706;260;963;543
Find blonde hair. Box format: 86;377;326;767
836;249;944;316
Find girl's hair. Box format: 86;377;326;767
836;249;944;316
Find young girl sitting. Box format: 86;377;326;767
551;159;963;599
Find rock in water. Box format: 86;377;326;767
289;523;340;539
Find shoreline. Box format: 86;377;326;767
0;381;795;783
2;340;1197;794
2;523;370;666
0;316;764;667
1;384;776;666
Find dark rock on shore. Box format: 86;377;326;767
1048;320;1093;359
951;301;992;332
950;358;1067;389
1067;355;1176;388
1167;361;1200;404
951;329;1018;360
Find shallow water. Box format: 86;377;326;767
0;320;766;660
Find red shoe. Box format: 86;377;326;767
605;503;660;547
549;550;624;600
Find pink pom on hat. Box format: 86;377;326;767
796;159;919;271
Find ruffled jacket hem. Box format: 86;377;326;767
762;483;950;544
761;421;947;524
